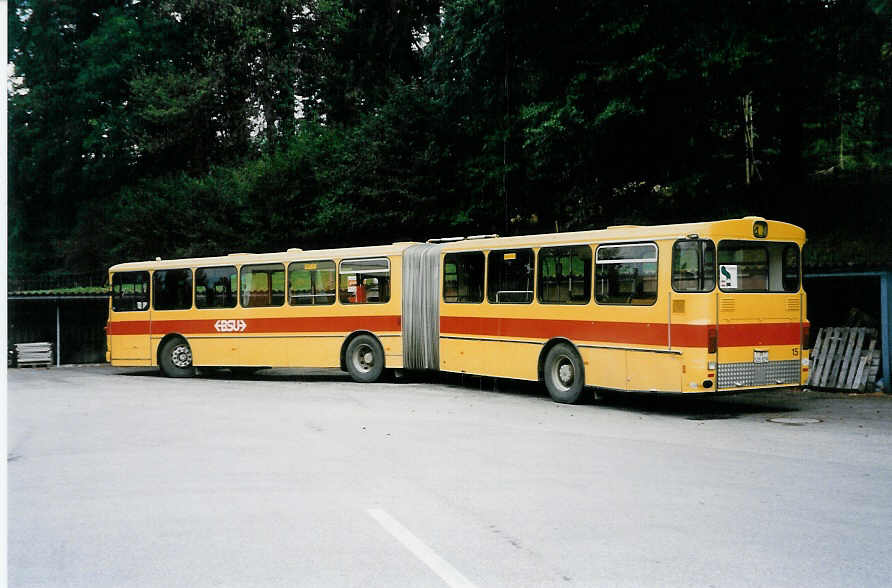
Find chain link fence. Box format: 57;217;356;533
8;271;109;293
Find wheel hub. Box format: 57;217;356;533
558;362;574;386
355;345;374;372
171;345;192;368
551;355;575;392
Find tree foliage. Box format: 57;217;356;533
8;0;892;279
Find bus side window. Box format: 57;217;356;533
196;266;238;308
595;243;658;305
153;268;193;311
240;263;285;307
537;245;591;304
444;252;485;303
782;245;800;292
339;258;391;304
288;261;336;305
487;249;534;304
672;240;715;293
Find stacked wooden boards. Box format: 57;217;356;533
13;342;54;367
807;327;880;392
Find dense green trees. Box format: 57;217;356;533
8;0;891;281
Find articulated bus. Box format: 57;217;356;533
106;217;809;403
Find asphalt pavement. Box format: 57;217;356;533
7;365;892;587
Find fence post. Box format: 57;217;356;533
882;272;891;392
56;301;61;367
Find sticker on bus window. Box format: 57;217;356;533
719;265;738;289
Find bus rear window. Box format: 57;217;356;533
717;241;800;292
111;271;150;312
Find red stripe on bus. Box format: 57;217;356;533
109;315;800;348
107;315;401;336
440;316;801;348
440;316;672;345
671;324;711;347
106;321;151;335
715;322;801;346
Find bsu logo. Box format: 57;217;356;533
214;319;247;332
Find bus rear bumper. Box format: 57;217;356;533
597;384;803;399
716;359;802;391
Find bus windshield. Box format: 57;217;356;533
717;241;800;293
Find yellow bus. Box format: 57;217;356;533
107;217;809;403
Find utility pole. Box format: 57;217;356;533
503;6;511;235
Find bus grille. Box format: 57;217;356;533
717;360;800;389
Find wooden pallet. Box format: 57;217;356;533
807;327;879;392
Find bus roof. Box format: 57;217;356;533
438;217;804;252
109;242;420;272
109;217;804;271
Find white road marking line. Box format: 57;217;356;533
367;508;478;588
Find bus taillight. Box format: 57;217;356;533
707;326;717;354
802;324;810;350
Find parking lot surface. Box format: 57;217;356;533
8;365;892;587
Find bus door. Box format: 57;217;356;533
108;271;153;364
623;240;680;392
669;238;720;391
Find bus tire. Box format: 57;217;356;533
543;343;584;404
159;337;196;378
345;335;385;383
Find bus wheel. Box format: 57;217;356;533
345;335;385;383
159;337;196;378
544;343;584;404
